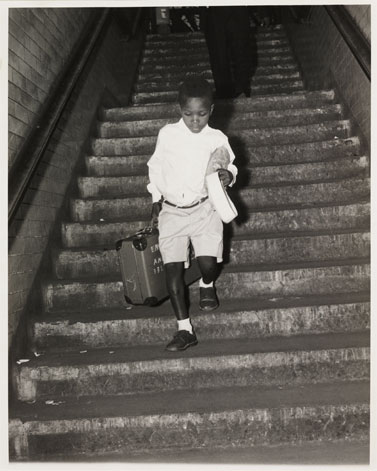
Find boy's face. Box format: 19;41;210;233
180;97;214;133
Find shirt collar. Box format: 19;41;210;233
178;118;209;135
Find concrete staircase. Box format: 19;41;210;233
9;28;370;462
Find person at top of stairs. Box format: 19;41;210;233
202;6;253;98
147;76;238;352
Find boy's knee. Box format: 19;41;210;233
197;256;218;281
197;255;216;263
165;262;185;294
165;262;184;275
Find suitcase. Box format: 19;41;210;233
116;227;201;306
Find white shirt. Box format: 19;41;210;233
147;118;238;205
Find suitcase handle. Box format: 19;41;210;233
135;226;158;236
115;226;159;251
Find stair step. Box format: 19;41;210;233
137;63;299;82
144;28;286;45
32;293;370;351
142;44;211;56
70;177;369;222
14;332;370;401
134;70;300;95
137;68;213;84
141;43;291;62
62;201;370;247
139;54;295;75
145;30;287;43
97;105;343;139
85;137;361;177
142;37;290;56
42;260;370;312
141;51;212;65
21;440;370;465
91;120;351;156
140;46;291;66
79;156;368;197
101;91;337;121
9;381;369;459
145;32;207;44
135;71;302;92
245;156;368;185
132;81;304;104
53;231;370;279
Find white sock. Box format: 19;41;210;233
177;318;193;333
199;278;214;288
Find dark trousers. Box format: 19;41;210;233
203;7;252;98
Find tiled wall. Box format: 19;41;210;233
284;5;370;152
8;9;91;169
8;8;142;351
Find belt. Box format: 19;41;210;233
163;196;208;209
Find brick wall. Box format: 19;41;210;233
8;8;143;351
344;5;370;43
283;6;370;151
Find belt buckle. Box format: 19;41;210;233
165;196;207;209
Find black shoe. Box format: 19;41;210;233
165;330;198;352
199;287;219;311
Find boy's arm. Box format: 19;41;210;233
147;131;164;203
150;201;162;228
147;130;165;226
226;161;238;186
218;139;238;187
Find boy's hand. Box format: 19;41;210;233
217;168;233;187
151;202;161;228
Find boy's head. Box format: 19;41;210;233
178;76;214;133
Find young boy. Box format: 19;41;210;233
147;76;237;352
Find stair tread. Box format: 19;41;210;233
86;136;360;160
44;257;370;286
82;155;368;179
103;90;336;113
92;118;350;139
85;153;363;165
71;175;370;202
10;380;370;422
137;71;301;86
55;228;371;253
35;291;371;324
43;439;370;465
22;331;371;370
98;104;342;125
139;60;296;72
130;88;313;105
78;172;369;188
140;50;291;63
134;81;304;93
62;199;370;228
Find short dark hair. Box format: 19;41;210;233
178;76;214;108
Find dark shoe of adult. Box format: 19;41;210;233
165;330;198;352
199;286;219;311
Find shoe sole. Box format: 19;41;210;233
199;303;219;312
165;339;198;352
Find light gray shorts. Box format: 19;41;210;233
158;199;223;265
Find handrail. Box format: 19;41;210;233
325;5;370;80
8;9;112;225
